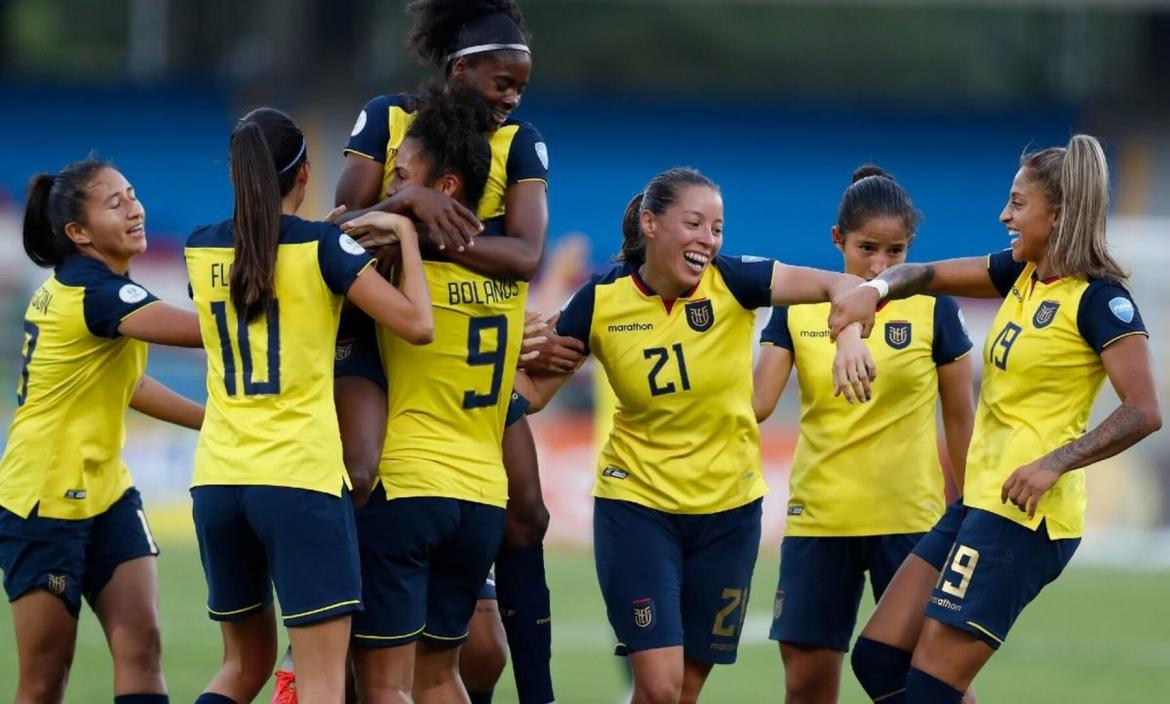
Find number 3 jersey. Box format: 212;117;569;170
185;215;374;495
556;255;775;515
0;255;159;520
376;263;527;509
968;250;1147;538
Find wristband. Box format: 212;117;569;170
860;279;889;301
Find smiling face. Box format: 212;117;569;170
64;167;147;266
389;137;463;203
834;215;911;281
643;185;724;292
449;50;531;128
1000;166;1058;264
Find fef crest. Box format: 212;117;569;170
773;589;785;620
884;321;912;350
1033;300;1061;329
633;598;654;629
47;574;67;595
685;299;714;333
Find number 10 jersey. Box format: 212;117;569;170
376;261;527;508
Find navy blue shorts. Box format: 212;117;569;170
335;308;385;390
0;487;157;618
594;498;762;665
912;500;967;571
924;507;1079;649
770;532;923;651
352;485;506;648
191;484;361;628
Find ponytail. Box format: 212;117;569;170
228;107;306;323
618;192;647;265
1021;134;1125;282
21;158;112;268
229;122;281;323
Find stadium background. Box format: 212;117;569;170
1;0;1169;700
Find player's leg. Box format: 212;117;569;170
905;509;1080;702
459;579;509;704
192;486;280;702
851;502;964;703
351;493;451;703
415;500;506;703
334;312;389;510
594;498;686;704
496;400;555;704
0;505;86;703
679;499;762;703
87;488;167;700
770;537;867;704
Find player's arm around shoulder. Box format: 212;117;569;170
342;213;434;345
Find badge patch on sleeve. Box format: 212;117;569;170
1108;296;1135;323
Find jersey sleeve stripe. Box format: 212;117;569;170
342;148;378;161
1098;330;1149;351
513;177;548;185
117;299;161;324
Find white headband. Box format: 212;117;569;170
445;43;530;63
277;139;307;174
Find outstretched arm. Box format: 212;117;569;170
130;375;204;430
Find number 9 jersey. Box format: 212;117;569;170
185;215;374;495
377;263;527;508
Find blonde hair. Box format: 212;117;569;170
1020;134;1127;283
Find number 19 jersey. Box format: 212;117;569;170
376;262;527;508
185;215;374;496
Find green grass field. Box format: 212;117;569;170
2;539;1168;703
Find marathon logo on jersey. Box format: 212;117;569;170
607;322;654;333
602;466;629;480
1033;300;1061;329
685;299;714;332
885;321;912;350
799;329;831;338
46;574;67;595
633;598;654;628
63;489;86;500
773;589;785;620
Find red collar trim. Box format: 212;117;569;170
631;269;700;314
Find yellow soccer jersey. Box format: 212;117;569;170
761;295;973;536
185;215;374;495
343;93;549;236
0;255;159;520
377;262;527;508
965;250;1148;538
556;256;776;515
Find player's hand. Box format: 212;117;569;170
520;312;587;373
323;205;347;223
341;212;415;249
1001;460;1061;519
832;322;876;404
828;285;880;341
519;311;548;363
401;185;482;253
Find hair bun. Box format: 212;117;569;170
851;164;892;184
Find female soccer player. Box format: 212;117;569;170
752;166;975;704
0;158;204;704
833;135;1162;704
185;107;432;704
516;167;877;704
332;2;556;701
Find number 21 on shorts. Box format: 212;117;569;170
940;544;980;599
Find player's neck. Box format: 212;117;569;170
79;246;131;276
1034;254;1057;281
638;262;688;301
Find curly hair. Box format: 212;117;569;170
406;0;529;68
407;85;495;208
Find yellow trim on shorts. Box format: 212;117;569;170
965;620;1004;645
353;625;426;641
282;599;361;622
208;602;265;617
421;630;470;641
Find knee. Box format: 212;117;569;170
223;641;277;699
783;665;832;703
19;657;72;703
476;636;508;685
343;450;379;503
850;637;911;701
504;500;549;549
110;620;164;676
634;676;682;704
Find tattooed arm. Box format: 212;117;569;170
828;256;1003;339
1001;334;1162;517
